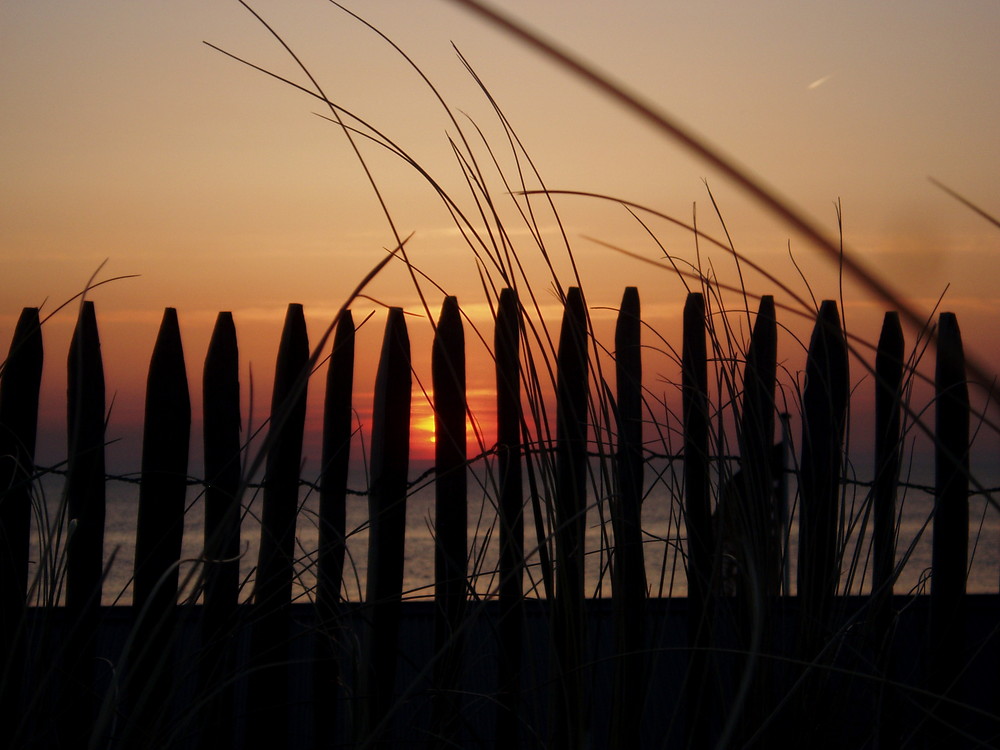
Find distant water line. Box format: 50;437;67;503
26;461;1000;606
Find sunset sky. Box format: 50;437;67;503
3;0;999;473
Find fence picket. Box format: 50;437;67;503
929;311;970;742
200;310;241;750
733;295;780;742
494;287;524;749
427;295;468;746
552;286;589;750
739;295;779;595
797;300;849;642
610;286;645;749
248;302;309;747
874;312;904;599
0;307;42;733
62;301;106;745
873;310;904;750
130;307;190;744
363;307;411;745
315;309;354;748
795;300;849;747
317;310;354;613
682;291;713;748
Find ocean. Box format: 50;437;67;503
26;459;1000;607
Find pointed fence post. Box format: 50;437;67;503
795;301;849;746
429;296;468;748
199;311;241;750
363;307;411;746
731;295;779;743
494;288;524;750
797;301;849;645
873;313;904;600
129;307;190;744
247;303;309;748
63;301;107;746
872;311;903;750
0;307;42;735
610;286;645;749
928;312;969;743
739;295;779;596
551;287;589;750
682;292;713;748
315;310;354;749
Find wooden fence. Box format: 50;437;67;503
0;289;997;749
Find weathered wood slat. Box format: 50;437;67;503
363;307;411;745
929;311;970;743
248;302;309;747
317;310;354;615
552;286;589;750
130;307;190;744
872;310;904;750
0;307;42;736
314;309;354;749
795;300;849;748
430;295;467;747
798;300;849;643
199;310;241;750
494;287;524;749
682;291;713;748
874;312;904;599
732;295;779;744
610;286;645;750
739;295;779;596
62;301;106;746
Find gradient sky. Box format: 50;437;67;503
3;0;999;472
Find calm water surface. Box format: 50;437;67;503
29;459;1000;606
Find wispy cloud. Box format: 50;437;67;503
807;73;835;91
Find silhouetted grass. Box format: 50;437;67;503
2;2;999;747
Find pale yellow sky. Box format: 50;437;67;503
2;0;999;468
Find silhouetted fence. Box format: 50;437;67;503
0;290;997;749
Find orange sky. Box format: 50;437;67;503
3;1;1000;475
